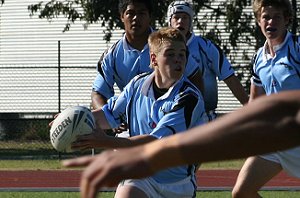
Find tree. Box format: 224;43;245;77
27;0;255;46
27;0;299;93
23;0;253;93
291;0;299;34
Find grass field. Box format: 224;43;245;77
0;158;246;170
0;140;246;170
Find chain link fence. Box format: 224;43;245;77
0;66;247;159
0;63;97;159
0;40;249;159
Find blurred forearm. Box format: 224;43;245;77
91;91;107;110
146;91;300;171
224;75;249;105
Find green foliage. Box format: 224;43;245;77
225;0;254;47
0;119;50;141
24;0;299;90
0;0;296;47
27;0;255;48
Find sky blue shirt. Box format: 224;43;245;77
92;33;152;99
187;32;235;111
92;30;200;100
251;32;300;95
102;72;206;183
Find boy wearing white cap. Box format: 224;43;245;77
168;1;249;121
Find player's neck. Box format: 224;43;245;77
152;81;169;99
186;32;192;40
126;34;149;51
266;31;287;57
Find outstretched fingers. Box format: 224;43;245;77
62;155;95;168
80;151;124;198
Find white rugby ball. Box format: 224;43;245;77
50;106;95;152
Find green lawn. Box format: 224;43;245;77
0;159;246;170
200;159;245;169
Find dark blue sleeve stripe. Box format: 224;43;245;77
169;88;199;128
252;77;261;84
97;50;107;77
165;125;176;135
97;41;120;79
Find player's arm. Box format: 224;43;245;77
249;56;266;102
72;101;157;150
64;91;300;191
91;91;128;134
71;128;157;150
249;83;265;102
207;41;248;105
188;69;204;94
224;74;249;105
185;55;205;94
91;91;107;109
132;95;300;180
91;49;116;110
148;90;300;167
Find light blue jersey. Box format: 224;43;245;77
252;32;300;179
92;33;153;100
187;32;235;112
102;72;206;184
251;32;300;95
92;31;200;100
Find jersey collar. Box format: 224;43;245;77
141;72;183;100
262;31;291;61
122;27;154;52
186;32;195;46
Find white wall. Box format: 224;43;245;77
0;0;257;113
0;0;123;113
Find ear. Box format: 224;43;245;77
120;13;125;23
150;53;157;66
284;16;291;27
256;20;262;29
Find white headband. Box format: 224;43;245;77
167;1;194;32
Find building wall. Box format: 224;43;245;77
0;0;123;113
0;0;258;114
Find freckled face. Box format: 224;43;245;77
151;41;186;85
258;6;289;44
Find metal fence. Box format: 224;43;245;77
0;40;247;159
0;39;99;158
0;66;246;159
0;64;97;159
